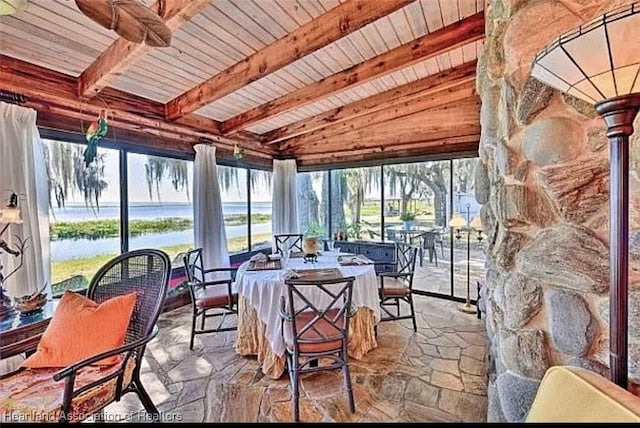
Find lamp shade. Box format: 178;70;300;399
449;212;466;228
0;193;22;224
470;215;483;231
531;3;640;104
0;0;27;15
0;206;22;224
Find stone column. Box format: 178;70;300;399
476;0;640;422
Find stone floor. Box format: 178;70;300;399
104;296;488;422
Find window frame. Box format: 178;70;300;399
41;129;271;298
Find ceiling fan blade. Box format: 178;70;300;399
75;0;171;47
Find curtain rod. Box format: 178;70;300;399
0;90;26;105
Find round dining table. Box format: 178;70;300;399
234;252;381;379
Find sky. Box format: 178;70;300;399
46;142;272;204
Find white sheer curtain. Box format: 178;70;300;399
193;144;229;275
272;159;298;238
0;102;50;374
0;102;50;298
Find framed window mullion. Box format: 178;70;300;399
380;164;385;241
247;168;252;251
119;149;129;254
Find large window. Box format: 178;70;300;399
45;139;121;295
250;169;272;250
329;168;381;240
127;153;194;265
297;156;485;303
44;134;274;296
297;171;329;238
383;161;452;294
218;165;248;254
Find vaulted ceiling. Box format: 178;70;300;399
0;0;484;167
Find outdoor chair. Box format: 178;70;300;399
377;243;418;332
183;248;238;350
280;276;356;422
385;228;399;242
274;233;303;255
0;249;171;422
418;231;439;267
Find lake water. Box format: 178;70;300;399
50;202;272;261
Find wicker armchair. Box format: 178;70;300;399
182;248;238;350
280;276;356;422
378;243;418;332
0;249;171;423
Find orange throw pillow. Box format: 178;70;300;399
21;290;137;368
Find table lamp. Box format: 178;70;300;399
530;2;640;388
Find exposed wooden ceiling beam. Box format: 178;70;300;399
0;55;271;158
78;0;213;97
37;111;272;168
263;60;477;145
280;81;478;150
294;136;479;168
284;98;481;157
164;0;414;121
221;11;484;134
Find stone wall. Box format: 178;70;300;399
476;0;640;422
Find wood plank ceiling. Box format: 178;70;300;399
0;0;484;167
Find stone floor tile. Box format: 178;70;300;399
460;355;486;376
430;370;464;391
429;358;461;376
438;388;488;422
438;345;462;360
462;345;487;361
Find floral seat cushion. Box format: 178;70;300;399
0;358;135;423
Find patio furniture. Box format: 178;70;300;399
234;253;380;379
377;243;418;332
274;234;303;255
183;248;238;350
385;225;432;245
0;249;171;422
418;231;439;267
280;275;356;422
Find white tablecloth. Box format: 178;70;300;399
234;253;380;357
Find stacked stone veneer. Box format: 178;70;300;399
476;0;640;422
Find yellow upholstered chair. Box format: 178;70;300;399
526;366;640;422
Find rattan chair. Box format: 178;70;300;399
183;248;238;350
274;233;303;255
0;249;171;422
378;243;418;332
280;276;356;422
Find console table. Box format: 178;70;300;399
0;301;56;360
333;240;396;274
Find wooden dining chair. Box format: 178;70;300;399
378;243;418;332
274;233;303;255
279;275;356;422
182;248;238;350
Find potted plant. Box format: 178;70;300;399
400;212;416;229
